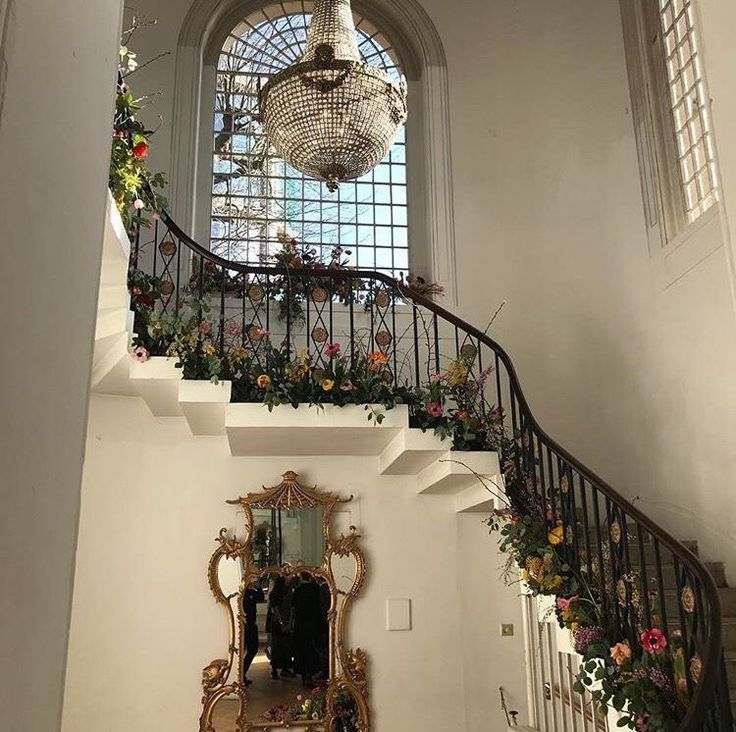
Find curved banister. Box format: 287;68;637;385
135;205;730;730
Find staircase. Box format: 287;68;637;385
93;193;734;730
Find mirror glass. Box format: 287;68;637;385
216;550;242;599
330;552;358;595
241;570;331;725
210;693;240;732
251;506;326;568
334;689;360;731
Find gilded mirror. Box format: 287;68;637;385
200;471;368;732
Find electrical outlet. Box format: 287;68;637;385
501;623;514;637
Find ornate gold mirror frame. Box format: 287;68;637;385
199;471;369;732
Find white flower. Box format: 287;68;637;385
119;46;128;57
133;199;144;210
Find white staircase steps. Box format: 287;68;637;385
179;380;232;435
129;357;183;417
379;429;447;475
225;403;408;456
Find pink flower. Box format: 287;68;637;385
640;628;667;655
430;372;442;384
635;714;650;732
198;320;211;335
425;402;443;418
340;380;355;392
610;640;633;667
556;595;579;612
324;342;341;357
254;327;271;338
131;345;149;363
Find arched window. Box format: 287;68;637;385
210;4;408;278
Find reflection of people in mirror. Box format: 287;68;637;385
267;574;294;680
242;581;265;685
253;521;272;567
292;571;322;687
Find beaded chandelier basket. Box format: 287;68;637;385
258;0;407;191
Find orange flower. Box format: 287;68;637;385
610;640;632;667
256;374;271;389
368;351;389;372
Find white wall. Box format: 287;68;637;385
437;0;736;572
62;393;526;731
0;1;121;730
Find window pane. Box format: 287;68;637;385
210;4;409;278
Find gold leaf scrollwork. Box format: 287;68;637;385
202;659;229;697
345;647;368;692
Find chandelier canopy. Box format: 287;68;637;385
258;0;407;191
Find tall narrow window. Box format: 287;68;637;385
211;5;408;278
657;0;718;223
622;0;720;245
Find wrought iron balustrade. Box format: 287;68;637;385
127;203;733;731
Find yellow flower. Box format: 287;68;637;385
297;347;311;362
548;524;564;546
521;569;531;583
321;379;335;392
547;574;563;590
444;358;470;387
229;346;247;363
526;556;543;578
202;341;216;356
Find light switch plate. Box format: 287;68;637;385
386;598;412;631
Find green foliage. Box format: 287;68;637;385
110;46;168;233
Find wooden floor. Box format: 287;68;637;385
210;651;311;730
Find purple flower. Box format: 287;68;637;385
647;667;673;692
572;626;605;655
476;365;493;389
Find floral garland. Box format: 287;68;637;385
110;18;168;234
485;470;694;731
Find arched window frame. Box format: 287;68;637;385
170;0;458;302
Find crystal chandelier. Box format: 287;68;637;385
258;0;407;191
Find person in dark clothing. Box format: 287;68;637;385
291;572;322;686
242;581;265;685
268;574;294;679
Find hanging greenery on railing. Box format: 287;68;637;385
110;13;168;232
481;467;694;731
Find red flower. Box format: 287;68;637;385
640;628;667;654
132;141;149;160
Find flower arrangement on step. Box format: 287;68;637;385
127;275;513;449
481;466;695;731
110;13;168;233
